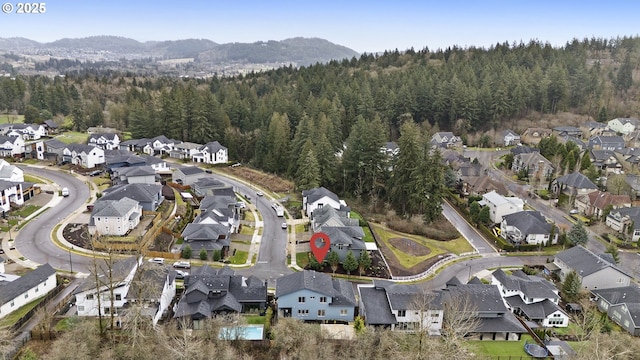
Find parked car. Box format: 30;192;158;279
281;222;288;229
148;257;165;264
173;261;191;269
174;270;188;279
61;187;69;197
89;170;102;176
256;191;264;197
569;209;579;215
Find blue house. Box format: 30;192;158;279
276;270;356;323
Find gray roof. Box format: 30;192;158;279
89;133;118;141
502;211;552;236
101;183;162;203
90;197;139;218
0;180;20;192
182;223;229;241
358;286;397;326
200;141;227;153
556;172;597;190
554;245;629;278
199;195;237;212
503;129;520;137
275;270;356;306
44;139;66;149
505;296;564;321
313;204;358;228
65;143;95;154
44;119;58;128
612;117;640;126
441;283;508;313
0;264;56;306
75;256;139;294
174;142;202;150
510;145;539;155
0;135;21;145
320;227;367;250
592;286;640;306
553;126;581;133
174;265;266;318
105;154;146;166
373;279;442;310
126;263;175;301
302;186;340;204
116;166;156;177
492;269;558;301
177;166;205;176
0;163;18;179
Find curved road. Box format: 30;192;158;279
17;167;92;273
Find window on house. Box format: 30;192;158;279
340;309;348;316
104;307;111;315
319;297;327;303
10;301;14;307
337;244;344;250
298;297;305;303
35;287;38;292
86;294;94;300
115;294;122;301
318;309;325;317
77;306;84;312
398;310;406;317
24;294;28;299
297;309;309;315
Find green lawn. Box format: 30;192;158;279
0;114;24;124
229;250;248;265
0;296;46;328
296;252;310;268
245;315;266;324
24;175;45;184
295;223;307;234
243;210;255;222
239;224;254;235
55;131;89;144
12;204;41;218
370;223;474;268
469;334;533;357
362;225;375;243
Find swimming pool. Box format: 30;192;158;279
219;325;264;340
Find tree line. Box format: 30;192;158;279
1;36;640;209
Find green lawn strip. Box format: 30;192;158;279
243;210;255;222
296;252;310;268
53;316;82;331
469;334;533;357
239;224;255;235
244;315;266;324
294;223;306;234
362;225;375;243
350;211;364;221
229;250;248;264
12;204;41;218
55;131;89;144
24;174;46;184
21;158;39;164
370;223;474;268
0;296;46;328
174;189;185;206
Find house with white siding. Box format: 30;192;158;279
88;197;143;236
553;246;631;290
0;264;57;319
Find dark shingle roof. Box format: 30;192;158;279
502;211;552;236
0;264;56;306
75;256;139;294
504;296;564;321
101;183;161;203
554;245;629;278
492;269;558;301
275;270;356;306
358;286;397;326
177;166;205;176
302;187;340;204
556;172;598;190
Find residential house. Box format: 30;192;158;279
520;128;552;146
276;270;357;322
511;152;554;180
121;135;176;155
590;149;623;174
430;132;462;149
438;280;527;341
112;166;158;185
592;286;640;336
479;190;525;224
357;280;443;334
88;197;143;236
143;155;170;174
588;135;625;151
311;204;359;232
0;264;57;319
100;183;164;211
87;126;118;134
559;135;587;151
302;186;349;218
491;269;568;328
0;159;23;182
552;126;582;138
510;145;539;156
575;190;631;219
103;152;147;173
191;177;231;198
382;141;400;157
43;119;59;135
88;133;120;150
500;211;557;246
464;176;509;197
552;172;598;199
173;266;267;327
553;246;631;290
197;194;241;233
615;148;640;172
606;207;640;242
63;144;105;168
192;141;228;165
0;123;46;140
581;121;609;137
607;118;640;135
125;262;176;326
169;142;202;160
43;139;67;163
181;223;231;257
501;130;521;146
319;226;367;262
0;181;24;213
623;130;640;149
74;256;140;317
626;175;640;199
172;166;208;186
0;135;25;157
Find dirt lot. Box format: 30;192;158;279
388;237;432;256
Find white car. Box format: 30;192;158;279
173;261;191;269
174;270;188;279
281;222;287;229
61;187;69;197
256;191;264;197
148;257;164;264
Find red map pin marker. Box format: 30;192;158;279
310;232;331;263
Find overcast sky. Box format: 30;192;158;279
1;0;639;53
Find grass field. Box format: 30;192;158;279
0;114;24;124
469;334;533;358
11;204;41;218
370;223;474;268
55;131;89;144
296;252;310;268
229;250;248;265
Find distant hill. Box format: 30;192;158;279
198;37;359;65
0;35;358;64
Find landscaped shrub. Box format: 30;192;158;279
212;249;221;261
200;248;208;260
181;245;192;259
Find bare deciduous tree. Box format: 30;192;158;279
441;293;481;355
